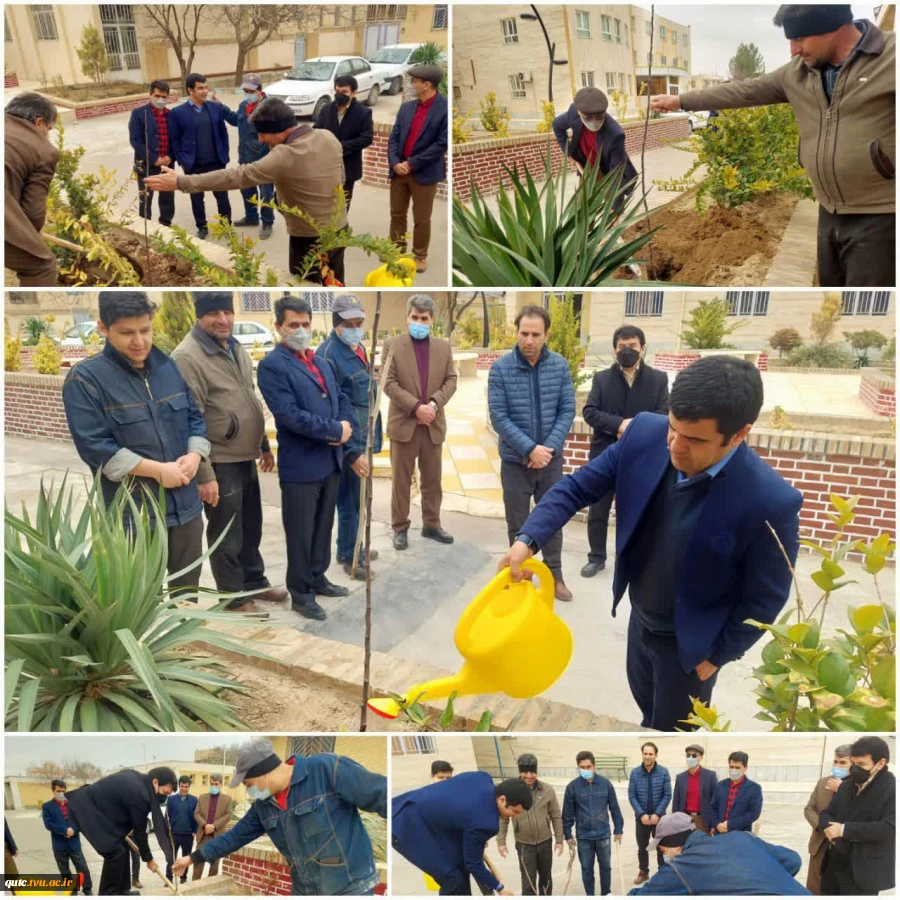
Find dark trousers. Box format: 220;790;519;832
517;839;553;896
186;160;232;229
817;207;896;287
130;845;140;881
577;837;611;896
288;235;346;285
166;833;195;882
586;489;615;565
336;461;362;561
98;845;131;896
204;461;268;599
345;178;357;209
4;242;58;286
281;473;340;607
167;515;204;600
500;456;564;578
438;873;471;895
240;181;275;225
53;847;93;894
821;850;879;896
635;820;663;874
136;165;175;226
626;614;718;731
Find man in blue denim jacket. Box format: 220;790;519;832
62;291;210;598
563;751;624;896
173;738;387;895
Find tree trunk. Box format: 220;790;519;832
234;46;248;87
481;292;489;347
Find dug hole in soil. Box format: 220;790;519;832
102;227;208;287
623;189;798;285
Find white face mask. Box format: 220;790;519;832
729;768;744;781
282;328;311;352
686;757;700;769
151;97;168;110
580;116;604;133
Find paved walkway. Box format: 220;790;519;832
765;199;819;288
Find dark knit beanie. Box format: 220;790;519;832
193;291;234;318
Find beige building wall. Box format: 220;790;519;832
391;735;480;794
334;736;389;775
630;5;691;94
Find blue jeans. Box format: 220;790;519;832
577;837;611;896
240;181;275;225
336;461;362;561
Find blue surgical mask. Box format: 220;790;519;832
245;91;261;103
209;786;220;795
728;768;744;781
831;766;849;779
283;329;311;353
340;327;365;348
662;855;671;865
247;785;272;802
409;322;431;340
579;769;594;781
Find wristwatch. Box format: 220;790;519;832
514;532;539;553
428;400;438;413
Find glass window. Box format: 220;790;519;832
614;18;622;43
241;291;272;313
391;735;437;754
350;57;370;74
509;73;526;99
625;292;664;317
30;5;57;41
619;73;628;93
5;13;12;43
581;71;595;88
577;10;593;39
725;291;769;316
100;5;139;70
645;21;652;35
501;18;518;44
432;5;447;29
843;291;891;316
335;60;353;76
659;25;666;40
605;72;616;92
291;736;337;756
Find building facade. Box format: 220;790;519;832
630;5;692;96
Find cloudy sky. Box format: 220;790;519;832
634;4;879;75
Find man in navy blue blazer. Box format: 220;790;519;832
500;356;802;731
709;752;763;835
257;296;355;622
672;744;718;834
42;779;94;895
167;73;232;239
388;64;448;273
128;80;175;228
552;87;638;209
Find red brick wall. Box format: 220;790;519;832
222;855;292;896
859;371;896;417
452;116;692;202
19;347;90;366
5;374;70;442
361;125;448;199
474;349;510;370
654;352;769;373
5;72;20;88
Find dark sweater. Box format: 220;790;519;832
167;794;197;835
193;104;218;166
627;465;713;633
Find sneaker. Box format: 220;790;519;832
260;224;273;240
415;257;428;273
233;217;258;227
197;226;209;240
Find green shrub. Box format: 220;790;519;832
843;329;889;368
479;91;510;137
769;327;803;358
33;334;62;375
546;293;589;389
787;343;852;369
681;298;742;349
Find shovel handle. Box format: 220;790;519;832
125;836;178;894
42;232;85;253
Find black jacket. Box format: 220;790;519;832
67;769;173;866
582;363;670;459
819;767;895;892
5;819;17;855
315;99;374;184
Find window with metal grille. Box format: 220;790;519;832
432;5;447;29
453;85;461;99
578;10;593;39
241;291;272;313
100;5;139;70
501;18;518;44
367;5;407;21
581;71;595;88
8;292;32;304
30;5;57;41
843;291;891;316
614;18;622;43
391;735;437;754
291;736;337;757
605;72;616;92
725;291;769;316
509;73;526;99
660;55;667;65
302;291;334;312
625;291;664;317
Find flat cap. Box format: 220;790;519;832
407;64;444;87
685;744;705;755
574;86;609;115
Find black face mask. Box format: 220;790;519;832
156;793;168;805
617;347;640;368
335;93;351;107
850;764;876;785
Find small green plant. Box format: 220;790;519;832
787;344;852;369
22;316;54;346
453;110;471;144
385;691;493;732
681;298;743;349
608;88;628;120
843;330;889;368
546;293;589;388
487;305;516;351
536;100;555;134
769;327;803;358
250;339;265;362
5;333;22;372
85;331;103;357
32;334;62;375
76;25;109;85
811;293;843;344
479;91;510;137
767;405;793;430
653;174;695;193
152;291;195;354
408;42;447;95
882;336;895;363
679;696;731;731
456;312;483;350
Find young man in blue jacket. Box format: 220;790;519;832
62;291;210;600
166;776;198;885
489;304;576;601
563;751;624;896
128;80;175;228
628;743;672;885
257;295;354;621
709;752;763;836
393;772;531;896
42;779;94;895
172;738;387;895
499;356;802;731
672;744;717;834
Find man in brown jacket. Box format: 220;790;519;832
497;754;564;896
192;774;233;881
651;5;895;287
146;97;346;285
384;294;458;550
803;743;852;894
5;92;61;286
171;291;290;618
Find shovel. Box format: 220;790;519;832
125;836;178;895
42;231;125;283
615;839;626;895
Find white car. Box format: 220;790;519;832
59;322;102;348
366;43;447;95
265;56;384;119
233;321;275;351
688;111;710;132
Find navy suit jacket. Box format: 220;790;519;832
672;767;718;826
521;413;802;671
315;99;374;183
41;799;84;853
128;103;167;175
388;92;448;184
167;100;231;171
256;344;354;484
392;772;502;893
709;778;763;832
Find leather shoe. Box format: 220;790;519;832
292;600;326;620
393;530;409;550
131;882;142;890
224;598;269;618
259;224;273;240
580;561;605;578
197;226;209;240
634;872;649;886
233;217;257;226
252;586;290;603
315;581;349;598
415;257;428;273
337;549;379;563
554;580;573;602
422;527;454;544
343;561;375;581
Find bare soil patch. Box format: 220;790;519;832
624;190;799;285
41;80;146;102
105;229;207;287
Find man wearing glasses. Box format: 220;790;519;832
672;744;718;835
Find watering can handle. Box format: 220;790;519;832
457;558;555;634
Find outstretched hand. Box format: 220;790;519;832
144;166;179;192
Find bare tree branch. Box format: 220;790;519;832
139;5;208;82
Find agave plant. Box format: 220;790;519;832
5;476;271;732
453;152;660;287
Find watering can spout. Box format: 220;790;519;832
367;668;486;720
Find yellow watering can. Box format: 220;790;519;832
424;873;441;892
368;559;572;719
364;258;417;287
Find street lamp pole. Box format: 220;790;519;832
519;6;568;106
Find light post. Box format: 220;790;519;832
519;6;568;105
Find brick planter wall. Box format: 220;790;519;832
5;72;20;88
653;352;769;373
471;348;511;370
19;346;90;366
859;369;896;417
452;115;691;202
361;124;448;199
5;373;70;442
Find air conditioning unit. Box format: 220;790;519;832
517;70;534;82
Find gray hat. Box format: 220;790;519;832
574;87;609;116
333;294;366;320
407;64;444;88
229;738;282;788
685;744;705;756
648;812;696;853
242;73;263;91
